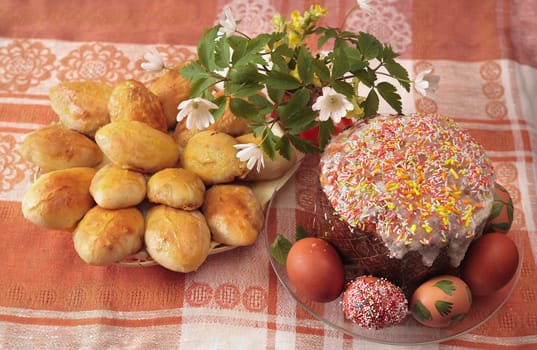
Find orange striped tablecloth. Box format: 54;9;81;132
1;1;536;349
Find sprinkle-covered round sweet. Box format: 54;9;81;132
320;114;496;267
341;276;408;329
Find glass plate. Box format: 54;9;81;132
264;155;523;345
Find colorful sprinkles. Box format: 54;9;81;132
320;114;496;266
341;276;408;330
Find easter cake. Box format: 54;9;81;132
316;113;496;296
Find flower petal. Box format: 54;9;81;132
141;48;165;72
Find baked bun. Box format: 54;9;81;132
19;123;103;172
90;164;146;209
95;120;180;173
49;81;112;136
108;79;168;132
202;184;264;246
145;205;211;272
149;66;191;128
147;168;205;210
21;167;96;230
172;118;201;156
182;130;248;184
73;206;145;265
210;91;251;136
236;133;298;181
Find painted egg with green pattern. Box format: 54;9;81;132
484;182;514;234
410;275;472;328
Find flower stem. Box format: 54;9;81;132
340;5;360;30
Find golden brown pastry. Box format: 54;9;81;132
95;120;180;173
21;167;96;230
202;184;264;246
149;66;191;129
144;205;211;272
172;118;201;156
73;206;145;265
236;133;298;181
182;130;248;184
211;91;251;136
89;164;146;209
147;168;205;210
49;81;112;136
19;123;103;172
108;79;167;132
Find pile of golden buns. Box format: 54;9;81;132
19;67;299;273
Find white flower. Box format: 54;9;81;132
357;0;375;14
218;7;237;36
234;143;265;172
414;68;440;97
177;98;218;130
141;47;165;72
312;87;354;124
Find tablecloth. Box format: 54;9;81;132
1;0;536;349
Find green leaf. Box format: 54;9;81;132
433;279;457;296
266;70;301;90
271;44;294;71
189;76;219;98
295;226;309;241
248;94;273;110
260;127;277;159
197;26;220;71
332;40;349;79
284;109;317;134
332;80;355;99
288;134;320;154
377;81;402;114
228;65;266;97
228;82;264;98
354;68;377;87
229;63;262;80
269;233;293;266
228;36;249;65
247;33;272;54
234;34;270;67
267;32;286;49
357;32;382;60
297;46;314;84
279;88;310;122
318;119;334;150
384;61;411;92
435;300;454;317
362;89;379;118
267;88;285;107
381;44;399;62
312;58;331;83
412;300;432;322
229;98;259;119
275;135;292;160
212;101;226;121
180;61;207;82
214;37;231;69
316;27;337;49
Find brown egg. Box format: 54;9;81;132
484;182;514;233
286;237;344;303
410;275;472;328
461;233;519;296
